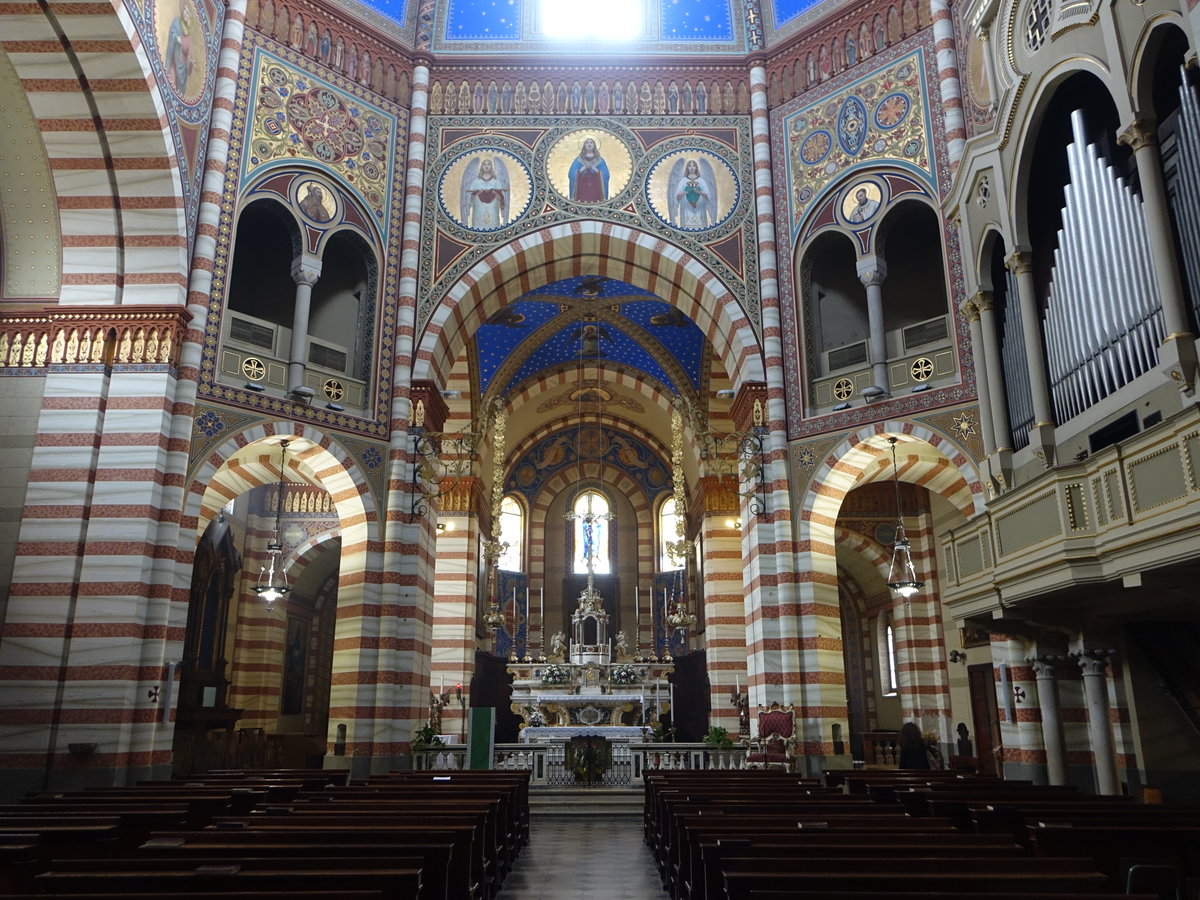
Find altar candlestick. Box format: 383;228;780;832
670;682;676;715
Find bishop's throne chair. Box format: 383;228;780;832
745;702;797;771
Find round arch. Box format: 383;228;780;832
1008;63;1128;247
414;221;765;390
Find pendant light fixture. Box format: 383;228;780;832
886;437;923;599
254;439;292;604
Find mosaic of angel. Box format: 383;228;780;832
668;157;718;229
459;155;511;229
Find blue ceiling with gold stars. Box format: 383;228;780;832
474;276;707;398
440;0;736;41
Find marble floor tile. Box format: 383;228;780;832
498;814;665;899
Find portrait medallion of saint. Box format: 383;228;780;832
646;149;738;232
439;149;532;232
153;0;208;104
546;130;632;204
841;181;883;225
296;179;337;223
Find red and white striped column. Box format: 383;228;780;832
929;0;965;171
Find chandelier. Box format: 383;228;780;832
254;439;292;604
885;437;924;599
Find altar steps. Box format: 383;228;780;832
529;787;644;817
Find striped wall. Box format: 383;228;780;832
0;2;189;306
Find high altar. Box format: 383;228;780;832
507;574;674;746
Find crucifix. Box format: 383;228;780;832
565;490;614;604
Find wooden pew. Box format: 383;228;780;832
32;866;422;899
723;868;1113;899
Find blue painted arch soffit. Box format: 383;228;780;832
473;276;708;401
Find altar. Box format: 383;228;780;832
506;566;676;742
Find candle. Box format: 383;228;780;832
635;586;639;630
670;682;676;714
735;676;739;695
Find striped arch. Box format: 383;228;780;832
802;420;985;535
414;221;765;390
185;423;378;544
0;3;189;305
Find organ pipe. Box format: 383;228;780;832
1045;109;1163;424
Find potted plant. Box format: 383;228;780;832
410;723;444;752
703;725;733;750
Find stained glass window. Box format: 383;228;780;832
659;497;684;570
572;490;611;574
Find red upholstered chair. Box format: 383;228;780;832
745;702;797;771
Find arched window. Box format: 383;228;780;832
877;611;899;696
571;489;611;575
658;496;684;570
498;495;523;571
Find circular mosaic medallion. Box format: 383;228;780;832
439;148;533;232
833;378;855;401
645;149;739;232
323;378;345;401
546;129;633;204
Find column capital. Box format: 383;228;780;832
973;290;994;313
1070;648;1114;676
1005;250;1032;275
1027;655;1065;678
1117;118;1158;152
960;297;980;323
856;258;887;286
291;257;322;285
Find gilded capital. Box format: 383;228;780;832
1117;119;1157;152
1005;251;1032;275
973;290;993;313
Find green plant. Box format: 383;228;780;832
703;725;733;749
647;721;669;742
410;723;445;751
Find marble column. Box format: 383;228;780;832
1005;250;1055;464
1118;118;1198;393
287;257;322;395
857;258;890;395
1030;656;1067;785
1072;649;1120;795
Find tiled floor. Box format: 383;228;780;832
498;814;666;899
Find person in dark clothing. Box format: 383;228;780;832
898;721;931;769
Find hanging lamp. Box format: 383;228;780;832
254;439;292;604
885;437;923;599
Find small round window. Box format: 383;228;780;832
1024;0;1051;51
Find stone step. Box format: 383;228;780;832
529;787;644;817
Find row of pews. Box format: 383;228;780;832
645;768;1200;900
0;767;530;900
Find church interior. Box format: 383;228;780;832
2;0;1200;816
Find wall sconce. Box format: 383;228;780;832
725;518;742;530
949;649;967;664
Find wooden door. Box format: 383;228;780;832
968;663;1000;777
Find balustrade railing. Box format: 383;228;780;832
411;741;748;785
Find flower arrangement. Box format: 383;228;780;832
609;664;640;686
539;663;571;685
703;725;733;749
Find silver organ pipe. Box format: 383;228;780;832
1045;109;1164;425
1000;267;1034;450
1171;67;1200;329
